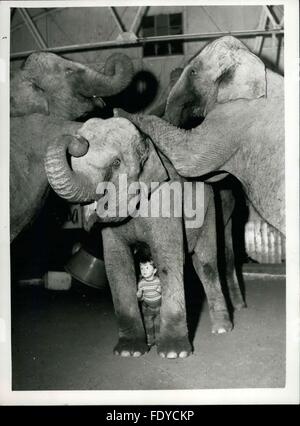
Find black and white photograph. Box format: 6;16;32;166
0;0;299;405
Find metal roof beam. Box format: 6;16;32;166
129;6;148;34
12;8;65;33
280;15;284;27
11;8;16;22
109;6;147;40
18;8;48;49
255;6;283;56
254;7;269;55
109;7;126;33
10;28;284;61
264;6;281;28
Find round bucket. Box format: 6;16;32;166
65;248;108;290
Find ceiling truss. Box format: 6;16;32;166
18;8;48;49
11;6;284;61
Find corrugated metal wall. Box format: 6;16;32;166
245;221;285;264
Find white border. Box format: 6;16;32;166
0;0;299;405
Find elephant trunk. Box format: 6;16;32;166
44;134;95;203
78;53;134;97
163;99;185;126
164;77;190;126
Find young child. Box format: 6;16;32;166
137;260;161;347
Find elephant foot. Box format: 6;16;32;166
210;311;233;334
114;338;149;358
232;300;247;311
229;291;247;311
146;334;156;347
157;336;192;359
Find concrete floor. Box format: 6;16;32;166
11;268;286;391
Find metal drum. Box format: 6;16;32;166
65;247;108;290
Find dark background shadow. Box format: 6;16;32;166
77;70;159;122
10;190;105;285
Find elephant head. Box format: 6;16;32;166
44;118;169;222
164;36;266;126
10;52;133;120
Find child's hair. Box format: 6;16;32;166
140;259;154;267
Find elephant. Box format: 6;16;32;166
44;117;245;359
10;51;133;241
114;36;285;236
147;67;184;117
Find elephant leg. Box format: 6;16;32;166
102;228;148;357
224;220;246;310
192;208;232;334
149;219;192;358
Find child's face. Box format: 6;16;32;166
140;262;155;279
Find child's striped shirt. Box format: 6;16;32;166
138;276;161;306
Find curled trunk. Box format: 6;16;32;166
44;134;95;203
79;53;134;97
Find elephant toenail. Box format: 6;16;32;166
133;351;142;357
159;352;166;358
121;351;131;357
166;352;178;359
179;351;188;358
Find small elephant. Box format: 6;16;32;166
10;51;133;241
114;36;285;236
45;117;245;359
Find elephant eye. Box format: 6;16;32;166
112;158;121;168
30;81;44;92
190;68;197;77
65;68;74;75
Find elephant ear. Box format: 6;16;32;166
212;37;267;104
138;136;169;193
10;74;49;116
